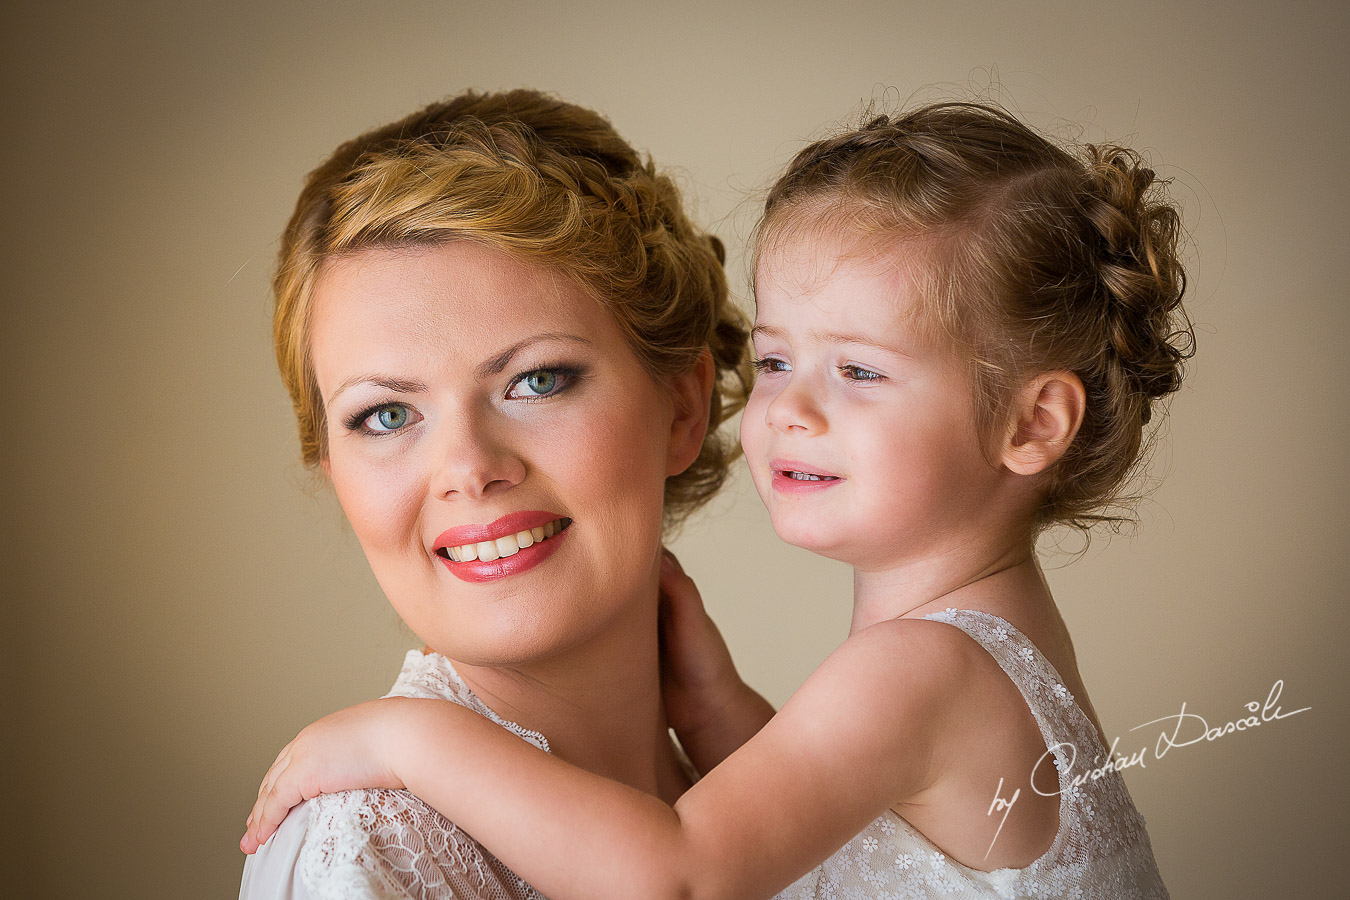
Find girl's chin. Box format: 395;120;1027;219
770;521;848;558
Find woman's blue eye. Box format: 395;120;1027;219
524;371;557;395
506;367;576;400
363;404;410;432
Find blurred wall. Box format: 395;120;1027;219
3;1;1346;896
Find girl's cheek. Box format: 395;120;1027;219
738;400;766;452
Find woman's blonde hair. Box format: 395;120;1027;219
274;89;752;528
758;102;1195;533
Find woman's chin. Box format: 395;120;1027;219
410;606;608;671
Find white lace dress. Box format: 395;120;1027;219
239;650;549;900
772;608;1169;900
242;609;1168;900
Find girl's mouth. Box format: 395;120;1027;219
781;470;839;482
770;463;843;494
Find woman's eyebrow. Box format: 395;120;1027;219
330;375;426;404
328;333;594;405
474;332;592;379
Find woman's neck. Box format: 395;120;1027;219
441;584;689;804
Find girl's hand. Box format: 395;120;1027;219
240;698;408;854
658;549;775;772
658;549;739;737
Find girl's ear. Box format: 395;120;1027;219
666;349;715;477
1000;371;1086;476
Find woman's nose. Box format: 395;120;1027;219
428;414;527;500
763;375;827;434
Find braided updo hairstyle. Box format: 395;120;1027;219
274;89;752;530
758;102;1194;532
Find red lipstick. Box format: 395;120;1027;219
432;511;571;584
433;511;563;551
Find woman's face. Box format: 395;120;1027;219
309;241;696;666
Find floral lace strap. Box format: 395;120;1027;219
298;650;548;899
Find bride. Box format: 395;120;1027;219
240;88;753;899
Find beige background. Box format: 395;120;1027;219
4;1;1346;897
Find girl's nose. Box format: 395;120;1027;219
763;376;827;434
428;413;527;501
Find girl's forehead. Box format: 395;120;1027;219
751;234;949;362
756;220;933;288
756;242;923;319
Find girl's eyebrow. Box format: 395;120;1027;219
752;324;912;359
820;330;907;356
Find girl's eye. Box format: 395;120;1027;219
751;357;790;374
505;367;577;400
840;364;882;381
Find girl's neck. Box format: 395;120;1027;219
442;583;689;804
849;529;1048;633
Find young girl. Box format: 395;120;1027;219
243;102;1187;898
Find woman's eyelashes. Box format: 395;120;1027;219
346;401;422;435
341;364;586;436
504;364;584;400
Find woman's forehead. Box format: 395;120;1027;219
308;243;616;385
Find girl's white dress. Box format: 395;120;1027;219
240;609;1168;899
774;608;1169;899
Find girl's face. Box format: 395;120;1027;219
309;241;689;666
741;236;1003;573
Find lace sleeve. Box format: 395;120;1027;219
299;789;543;900
298;652;546;899
247;651;548;900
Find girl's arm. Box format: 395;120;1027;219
246;618;966;900
658;551;775;774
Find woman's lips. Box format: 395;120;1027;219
433;512;572;583
433;510;563;549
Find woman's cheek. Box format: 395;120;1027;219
331;457;420;554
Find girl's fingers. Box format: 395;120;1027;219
246;776;288;850
256;742;292;799
243;744;298;853
658;549;695;593
660;546;684;573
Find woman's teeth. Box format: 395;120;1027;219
442;518;570;563
786;471;836;481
